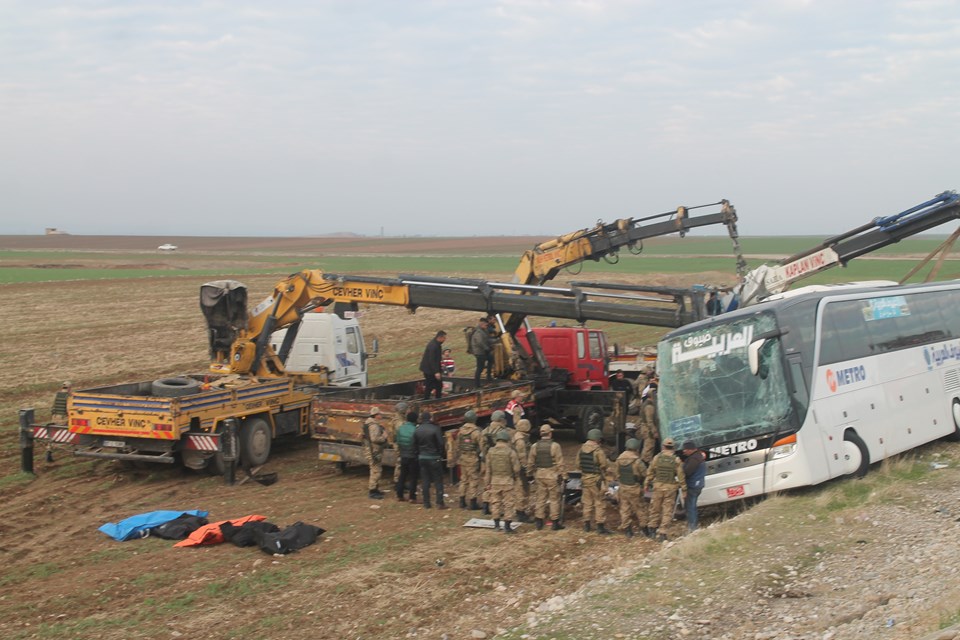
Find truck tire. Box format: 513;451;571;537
240;417;272;467
152;377;201;398
577;406;605;442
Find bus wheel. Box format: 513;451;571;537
947;399;960;442
842;431;869;478
240;417;272;467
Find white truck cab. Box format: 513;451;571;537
270;311;369;387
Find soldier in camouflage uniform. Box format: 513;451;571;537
527;424;566;531
615;438;648;538
638;383;660;464
511;418;532;522
484;430;520;534
645;437;687;541
363;407;389;499
51;381;71;424
577;428;612;534
479;410;511;515
391;401;408;488
452;409;484;510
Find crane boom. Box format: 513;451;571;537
737;191;960;306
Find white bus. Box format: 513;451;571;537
656;280;960;506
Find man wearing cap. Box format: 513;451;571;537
471;317;494;386
413;411;447;509
511;418;533;522
51;381;71;425
484;430;520;533
614;438;648;538
638;383;660;464
528;424;566;530
452;410;483;510
363;407;389;499
645;437;686;541
681;440;707;531
577;428;612;534
394;410;420;502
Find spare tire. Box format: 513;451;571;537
152;377;202;398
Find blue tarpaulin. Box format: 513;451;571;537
98;510;209;541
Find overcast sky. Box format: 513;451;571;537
2;1;958;237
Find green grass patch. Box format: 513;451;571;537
0;561;62;587
940;607;960;629
203;567;291;598
0;471;35;490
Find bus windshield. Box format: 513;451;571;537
657;313;794;447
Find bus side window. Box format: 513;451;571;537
820;301;869;365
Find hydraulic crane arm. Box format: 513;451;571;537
203;270;704;380
738;191;960;306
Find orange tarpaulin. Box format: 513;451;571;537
174;515;267;547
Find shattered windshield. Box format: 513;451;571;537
657;313;794;447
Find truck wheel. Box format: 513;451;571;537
152;377;201;398
578;406;605;442
240;417;272;467
842;431;869;478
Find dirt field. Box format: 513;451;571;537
2;237;959;640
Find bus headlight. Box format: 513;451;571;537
769;434;797;460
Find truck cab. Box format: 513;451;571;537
270;311;369;387
517;325;610;391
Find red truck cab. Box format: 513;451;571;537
517;326;610;391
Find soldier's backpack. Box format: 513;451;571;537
464;326;477;354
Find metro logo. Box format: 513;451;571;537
825;365;866;393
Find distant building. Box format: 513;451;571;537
45;228;69;235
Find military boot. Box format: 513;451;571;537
369;490;384;500
516;510;529;523
643;527;655;539
535;518;544;531
482;502;491;515
469;498;481;511
624;526;634;538
583;521;592;532
597;523;613;535
551;520;565;531
459;496;467;509
504;521;516;534
493;518;501;530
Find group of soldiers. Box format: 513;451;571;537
360;376;695;540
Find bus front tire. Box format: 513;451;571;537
946;398;960;442
842;431;869;478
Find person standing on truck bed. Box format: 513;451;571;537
528;424;566;531
413;411;447;509
485;430;520;534
470;317;494;387
452;410;483;510
395;410;420;503
577;428;613;535
420;330;447;399
363;407;389;500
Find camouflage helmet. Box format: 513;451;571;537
662;437;676;449
491;410;506;423
625;438;640;451
587;428;603;441
515;419;531;433
539;424;553;436
464;409;478;423
368;406;382;417
394;401;408;413
495;430;511;442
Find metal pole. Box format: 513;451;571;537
19;408;35;475
221;418;239;486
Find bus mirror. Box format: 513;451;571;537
372;338;380;354
748;339;764;376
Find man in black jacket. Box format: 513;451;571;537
413;411;447;509
419;330;447;399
